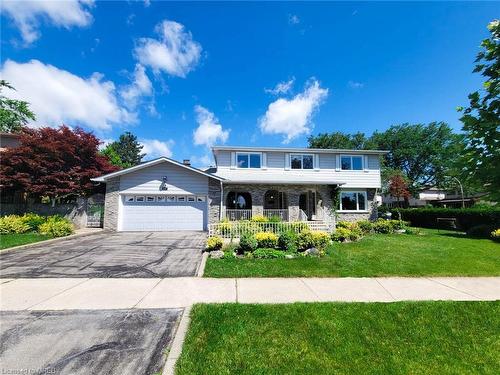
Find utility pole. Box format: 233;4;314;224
452;177;465;208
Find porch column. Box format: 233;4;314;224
288;190;300;221
251;185;264;216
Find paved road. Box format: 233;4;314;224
0;232;205;278
0;308;181;375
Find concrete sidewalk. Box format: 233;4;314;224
1;277;498;311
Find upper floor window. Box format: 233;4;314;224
291;154;314;169
341;155;363;170
237;153;261;168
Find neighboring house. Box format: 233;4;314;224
92;146;386;232
382;187;446;207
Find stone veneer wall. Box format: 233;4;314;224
221;184;336;229
208;178;222;225
337;188;378;222
103;177;120;231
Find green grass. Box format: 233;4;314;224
204;229;500;277
0;233;51;250
176;302;500;375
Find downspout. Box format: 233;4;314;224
219;180;223;221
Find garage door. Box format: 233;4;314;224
120;196;207;231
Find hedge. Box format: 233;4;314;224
389;208;500;231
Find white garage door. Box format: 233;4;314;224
120;197;207;231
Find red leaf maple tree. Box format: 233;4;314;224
0;126;119;199
388;174;411;207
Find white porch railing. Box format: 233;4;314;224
263;209;289;221
224;209;252;221
299;209;308;221
209;221;330;238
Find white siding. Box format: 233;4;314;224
216;150;231;168
267;152;284;168
319;154;335;169
120;161;209;195
368;155;380;170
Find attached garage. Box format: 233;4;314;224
92;157;223;232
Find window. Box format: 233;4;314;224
177;196;186;202
125;196;135;202
291;154;314;169
341;155;363;170
166;196;176;202
197;196;206;202
135;196;145;202
339;191;367;211
237;153;261;168
187;196;195;202
157;196;166;202
146;196;155;202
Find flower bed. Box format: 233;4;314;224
0;213;74;238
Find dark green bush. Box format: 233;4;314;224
372;219;394;234
239;232;258;253
278;231;298;252
466;224;497;238
21;213;46;231
331;227;352;242
357;220;373;234
391;208;500;231
253;248;287;259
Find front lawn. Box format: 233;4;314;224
0;233;51;250
204;229;500;277
176;302;500;375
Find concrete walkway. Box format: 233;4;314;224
1;277;499;311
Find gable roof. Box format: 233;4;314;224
91;157;225;183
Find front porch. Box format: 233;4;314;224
221;184;336;224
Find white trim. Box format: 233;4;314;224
235;152;262;169
212;145;388;155
340;154;364;171
339;190;368;211
91;157;225;182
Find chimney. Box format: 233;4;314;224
183;159;191;166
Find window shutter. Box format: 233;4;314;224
284;153;290;170
335;155;340;172
262;152;267;170
364;155;369;172
230;152;236;169
314;154;320;171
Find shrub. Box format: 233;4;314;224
239;232;258;252
372;219;395;234
390;207;500;231
311;231;331;249
222;248;236;259
255;232;278;248
491;229;500;242
392;220;409;230
466;224;497;239
357;220;373;234
278;230;298;252
268;215;282;223
404;226;422;235
348;226;363;241
206;236;223;251
251;215;269;223
253;248;286;259
38;216;74;237
297;230;315;250
336;221;352;229
0;215;31;234
331;227;351;242
21;213;46;231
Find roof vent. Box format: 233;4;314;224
183;159;191;166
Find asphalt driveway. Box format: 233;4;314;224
0;308;181;375
0;231;205;278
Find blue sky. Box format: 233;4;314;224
0;1;496;166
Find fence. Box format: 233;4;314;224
208;221;330;238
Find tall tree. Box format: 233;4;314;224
370;122;462;194
0;126;118;201
0;80;36;133
458;20;500;200
308;131;374;150
101;131;145;168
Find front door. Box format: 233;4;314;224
299;191;317;220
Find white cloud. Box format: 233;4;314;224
265;77;295;95
0;0;93;44
259;79;328;143
0;59;134;130
140;139;174;159
288;14;300;25
134;20;202;78
190;154;213;168
120;64;153;109
348;80;364;89
193;105;229;147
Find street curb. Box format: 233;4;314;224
196;252;208;277
1;230;105;254
162;305;192;375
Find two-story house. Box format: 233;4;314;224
93;146;386;232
